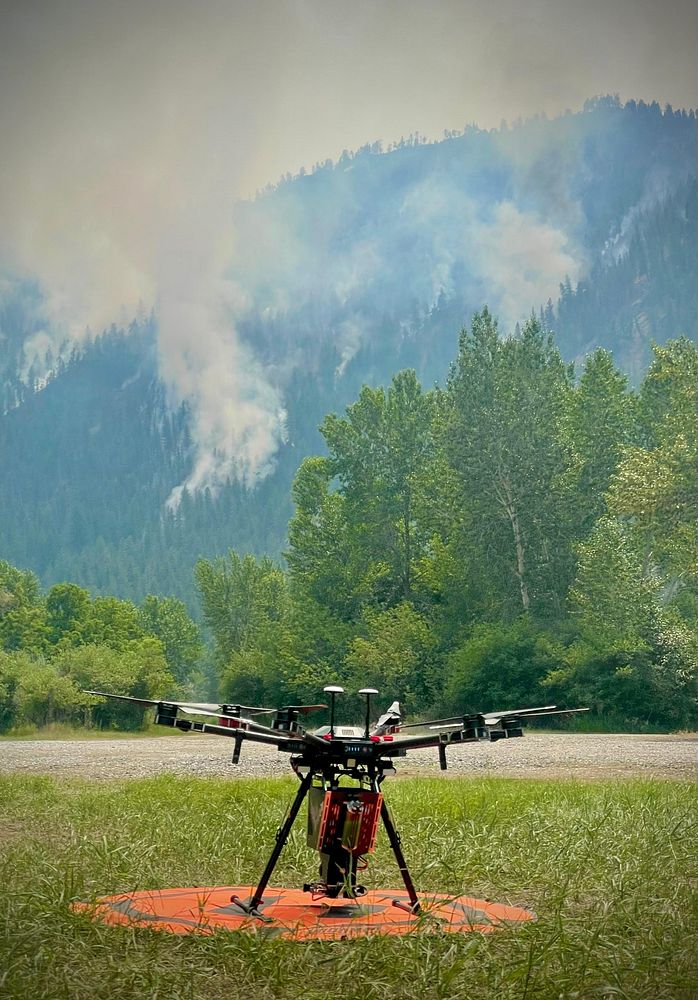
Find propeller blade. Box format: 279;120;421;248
399;705;588;731
398;715;463;732
180;701;276;715
177;705;242;721
85;691;275;717
278;704;328;714
482;705;557;724
484;707;589;725
85;691;161;708
224;705;277;715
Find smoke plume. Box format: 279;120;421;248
1;0;695;495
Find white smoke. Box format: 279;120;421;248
159;282;286;505
5;0;691;499
0;2;290;502
228;166;585;357
472;201;583;330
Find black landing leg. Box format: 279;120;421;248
231;770;314;920
380;799;421;915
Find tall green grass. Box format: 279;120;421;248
0;774;695;999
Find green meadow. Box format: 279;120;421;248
0;775;695;1000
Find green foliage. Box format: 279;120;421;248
46;583;91;647
545;627;697;730
321;369;436;604
195;551;286;669
286;457;357;617
0;560;47;654
345;603;437;713
443;619;565;714
138;595;203;686
281;325;696;729
288;371;438;623
0;651;89;732
563;348;637;530
82;596;145;649
58;641;174;730
446;311;575;621
0;561;205;731
609;338;698;609
570;517;660;644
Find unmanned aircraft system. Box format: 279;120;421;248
75;687;587;939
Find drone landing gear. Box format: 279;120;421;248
379;799;421;915
231;770;314;918
230;769;421;921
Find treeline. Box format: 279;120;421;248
197;316;697;730
0;572;204;731
1;315;696;732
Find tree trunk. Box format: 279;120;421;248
498;476;530;611
402;488;412;599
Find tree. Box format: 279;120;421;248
45;583;91;647
345;603;437;713
446;311;575;620
443;619;564;714
83;597;145;650
608;339;698;607
564;349;637;531
13;660;88;729
570;517;662;644
195;551;286;668
286;457;358;618
0;561;47;654
560;516;697;727
139;595;203;686
58;641;173;729
320;369;435;605
288;370;438;623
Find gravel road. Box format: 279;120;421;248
0;732;695;781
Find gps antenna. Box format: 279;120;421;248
359;688;379;739
323;685;344;737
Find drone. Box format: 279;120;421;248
87;686;586;924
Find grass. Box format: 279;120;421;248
0;774;696;1000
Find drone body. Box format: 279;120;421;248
86;685;586;924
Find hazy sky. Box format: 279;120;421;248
1;0;696;490
3;0;695;312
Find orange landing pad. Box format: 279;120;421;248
73;886;535;940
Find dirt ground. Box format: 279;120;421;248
0;731;695;781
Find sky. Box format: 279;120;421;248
1;0;696;490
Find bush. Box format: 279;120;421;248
0;651;88;731
443;619;564;714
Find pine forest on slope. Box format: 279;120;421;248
0;97;696;606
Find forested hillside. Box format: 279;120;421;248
0;98;695;603
2;322;695;731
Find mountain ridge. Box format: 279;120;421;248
0;97;695;606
